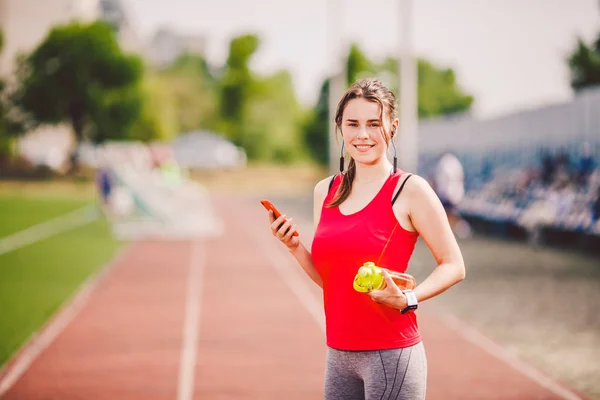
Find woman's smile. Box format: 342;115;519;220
354;143;375;152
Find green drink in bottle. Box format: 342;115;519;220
353;262;416;293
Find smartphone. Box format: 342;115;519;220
260;199;299;237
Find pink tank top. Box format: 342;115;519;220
311;171;421;350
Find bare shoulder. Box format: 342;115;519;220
313;175;336;229
403;174;435;196
314;174;336;201
399;174;446;221
393;173;438;204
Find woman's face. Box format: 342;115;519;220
341;98;397;167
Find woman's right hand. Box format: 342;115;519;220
269;211;300;251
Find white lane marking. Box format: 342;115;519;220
177;240;205;400
439;312;583;400
246;224;325;332
0;205;99;256
0;245;130;396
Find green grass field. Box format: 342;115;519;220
0;182;121;368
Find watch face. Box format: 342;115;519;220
404;291;418;307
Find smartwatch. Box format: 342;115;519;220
401;289;418;314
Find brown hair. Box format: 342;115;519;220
328;78;398;208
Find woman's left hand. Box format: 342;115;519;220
367;269;408;311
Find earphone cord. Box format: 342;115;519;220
376;222;399;266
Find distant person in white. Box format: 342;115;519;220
433;152;471;238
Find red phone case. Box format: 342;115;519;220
260;200;299;236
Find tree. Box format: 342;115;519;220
145;33;309;163
242;70;309;162
128;72;179;142
0;28;14;164
11;21;144;157
415;60;474;117
346;44;375;86
217;34;259;144
157;54;217;135
303;79;330;164
568;32;600;91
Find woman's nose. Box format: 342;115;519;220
357;127;369;139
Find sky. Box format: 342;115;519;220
124;0;600;119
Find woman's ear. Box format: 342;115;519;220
391;119;399;137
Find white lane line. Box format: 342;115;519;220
247;225;325;332
177;240;205;400
0;205;99;256
0;245;130;396
439;312;583;400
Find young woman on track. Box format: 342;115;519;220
267;78;466;400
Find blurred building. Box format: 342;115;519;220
0;0;99;77
98;0;142;53
146;28;207;68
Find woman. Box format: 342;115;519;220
267;78;466;399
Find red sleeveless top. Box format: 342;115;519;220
311;171;421;350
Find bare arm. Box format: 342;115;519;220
406;176;466;302
268;176;333;288
369;175;465;308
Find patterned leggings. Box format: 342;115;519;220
324;342;427;400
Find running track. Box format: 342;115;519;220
0;196;590;399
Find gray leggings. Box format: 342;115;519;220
324;342;427;400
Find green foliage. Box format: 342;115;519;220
204;34;309;163
415;60;474;117
128;73;178;142
0;28;13;160
346;44;375;86
375;56;473;118
568;34;600;91
303;79;330;164
90;84;143;142
218;34;259;142
12;21;143;144
158;54;217;135
242;71;308;162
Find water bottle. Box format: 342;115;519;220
353;262;416;293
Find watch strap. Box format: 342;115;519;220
401;289;418;314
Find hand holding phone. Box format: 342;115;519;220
260;200;299;237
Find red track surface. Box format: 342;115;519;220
0;197;588;399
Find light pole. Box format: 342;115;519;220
327;0;346;175
397;0;419;173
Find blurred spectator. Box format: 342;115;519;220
160;158;187;188
553;148;572;186
480;159;493;183
433;152;471;238
516;165;537;193
95;152;114;215
540;150;556;186
575;142;595;186
593;187;600;224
